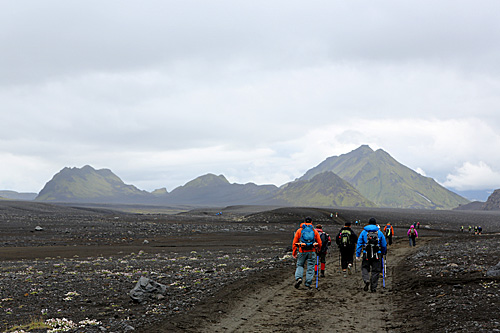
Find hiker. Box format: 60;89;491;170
383;223;394;246
478;226;482;235
315;224;332;277
292;217;322;289
408;225;418;246
474;225;478;235
417;222;420;229
461;226;464;232
336;222;358;277
468;225;472;233
355;218;387;293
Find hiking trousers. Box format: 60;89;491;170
361;258;382;290
295;251;316;287
340;247;355;270
409;236;416;246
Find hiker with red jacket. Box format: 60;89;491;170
408;225;418;246
336;222;358;277
383;223;394;246
292;217;322;289
315;224;331;278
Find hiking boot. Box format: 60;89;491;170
343;271;347;278
370;288;376;293
347;263;352;275
294;278;302;289
320;270;325;278
364;282;370;291
305;285;313;290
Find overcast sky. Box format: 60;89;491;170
1;1;500;200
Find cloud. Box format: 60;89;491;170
2;1;500;194
443;161;500;191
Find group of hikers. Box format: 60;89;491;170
461;225;483;235
292;217;419;292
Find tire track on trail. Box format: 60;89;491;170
201;240;415;333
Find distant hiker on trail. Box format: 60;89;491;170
417;222;420;229
474;226;478;235
292;217;322;290
478;226;482;235
383;223;394;246
315;224;332;278
461;226;464;232
336;222;358;277
408;225;418;246
469;225;472;233
356;218;387;293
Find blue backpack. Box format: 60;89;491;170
300;224;315;249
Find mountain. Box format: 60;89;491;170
0;190;37;201
483;189;500;210
35;165;153;204
166;173;278;205
273;171;376;207
300;145;469;209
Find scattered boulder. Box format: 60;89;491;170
34;226;44;231
486;261;500;277
129;277;167;303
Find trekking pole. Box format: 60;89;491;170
384;255;387;288
316;254;319;289
338;251;341;274
382;255;386;288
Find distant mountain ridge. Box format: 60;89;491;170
300;145;469;209
36;165;153;204
31;145;472;209
0;190;38;201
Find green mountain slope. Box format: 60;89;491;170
35;165;152;203
167;173;278;205
273;171;376;207
300;145;469;209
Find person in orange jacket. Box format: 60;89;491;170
292;217;322;289
383;223;395;246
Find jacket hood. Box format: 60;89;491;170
364;224;380;232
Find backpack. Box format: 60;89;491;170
339;229;352;248
299;224;315;249
318;232;329;253
410;228;416;236
364;230;380;259
385;226;392;237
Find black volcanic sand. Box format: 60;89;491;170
1;201;500;332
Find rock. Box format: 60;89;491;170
129;277;167;303
486;262;500;277
35;226;44;231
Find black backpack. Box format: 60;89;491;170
364;230;380;259
318;232;329;253
339;229;352;248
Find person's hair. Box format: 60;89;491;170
345;222;351;226
316;224;322;229
304;216;312;223
369;217;377;225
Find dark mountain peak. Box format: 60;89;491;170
483;189;500;210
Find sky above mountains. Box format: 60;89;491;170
1;1;500;201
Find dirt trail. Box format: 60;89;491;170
200;240;415;333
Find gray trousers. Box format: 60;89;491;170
362;258;382;290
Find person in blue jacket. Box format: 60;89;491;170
355;218;387;293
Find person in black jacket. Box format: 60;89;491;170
336;222;358;277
